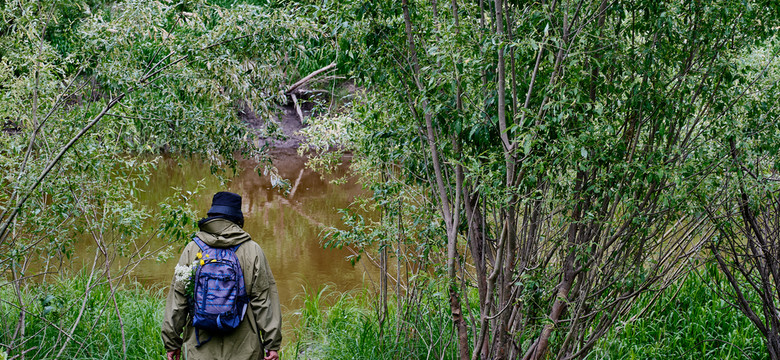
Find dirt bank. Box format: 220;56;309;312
242;98;314;150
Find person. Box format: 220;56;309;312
161;191;282;360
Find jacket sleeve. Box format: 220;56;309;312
161;244;193;351
250;247;283;351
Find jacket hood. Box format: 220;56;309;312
196;218;252;248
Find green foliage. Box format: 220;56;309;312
290;267;770;360
300;0;780;358
71;0;324;158
2;0;780;358
0;0;335;357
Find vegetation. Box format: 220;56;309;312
0;0;329;357
291;281;464;360
0;273;166;359
589;265;767;360
291;266;768;360
304;1;780;359
2;0;780;359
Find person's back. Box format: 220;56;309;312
161;192;281;360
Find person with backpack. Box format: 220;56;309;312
161;191;281;360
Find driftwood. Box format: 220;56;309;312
288;168;305;199
285;62;338;123
296;89;331;95
286;62;336;94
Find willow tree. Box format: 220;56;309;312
311;0;780;359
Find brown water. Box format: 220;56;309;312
108;150;372;344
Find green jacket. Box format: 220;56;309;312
161;218;282;359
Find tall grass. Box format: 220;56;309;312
0;273;166;359
3;265;765;359
289;283;460;360
589;265;767;359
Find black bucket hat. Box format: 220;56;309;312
207;191;244;225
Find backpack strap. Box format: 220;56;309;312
193;236;243;252
192;236;209;251
195;328;212;348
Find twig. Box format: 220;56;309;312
54;248;100;359
0;297;86;349
8;346;38;360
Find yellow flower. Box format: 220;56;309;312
196;252;202;259
211;259;217;263
205;254;210;258
200;259;205;266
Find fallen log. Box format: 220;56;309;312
286;62;337;94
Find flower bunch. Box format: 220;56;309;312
173;252;214;298
174;262;196;298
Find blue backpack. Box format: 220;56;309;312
191;236;249;347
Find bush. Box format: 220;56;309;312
291;267;769;360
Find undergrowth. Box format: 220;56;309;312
589;265;767;360
290;283;460;360
0;273;166;359
0;265;768;359
292;268;769;360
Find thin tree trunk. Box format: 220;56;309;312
402;1;469;358
525;170;587;360
492;0;520;358
505;2;518;120
396;197;403;338
11;260;26;360
55;247;100;359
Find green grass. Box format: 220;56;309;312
288;283;460;360
0;265;769;359
588;267;767;360
0;273;167;359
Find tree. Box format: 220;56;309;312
304;0;780;359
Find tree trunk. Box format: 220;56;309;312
402;1;469;358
